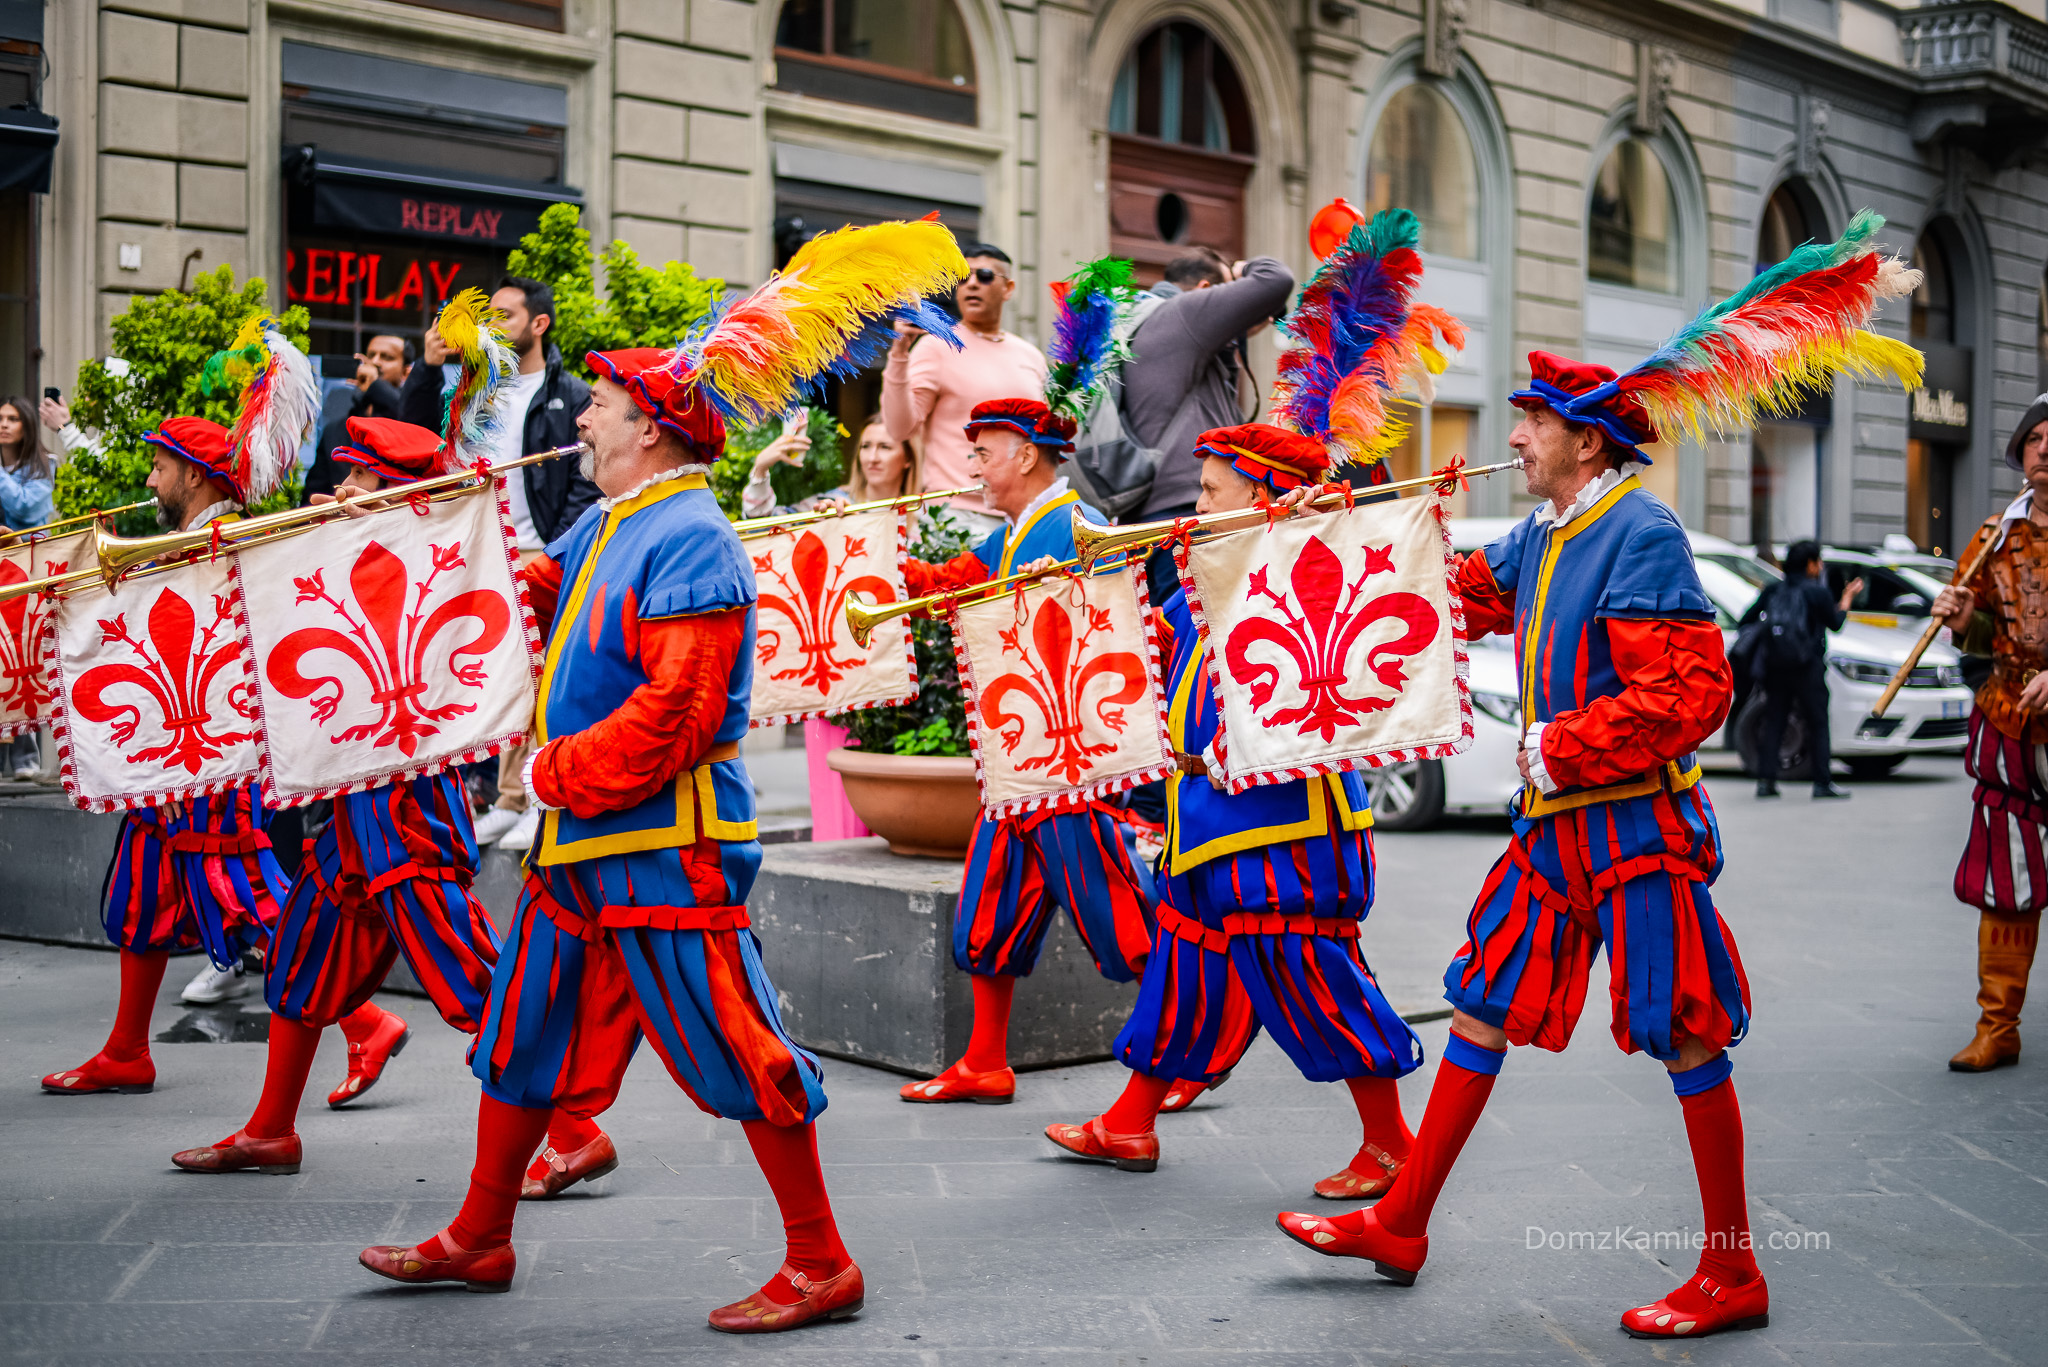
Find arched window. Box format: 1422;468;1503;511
1363;83;1478;261
1750;182;1832;550
1588;139;1676;293
774;0;977;125
1107;23;1254;155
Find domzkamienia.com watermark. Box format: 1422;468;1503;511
1526;1228;1829;1252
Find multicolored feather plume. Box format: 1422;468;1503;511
434;288;518;471
1043;257;1138;425
676;214;967;426
1611;208;1923;443
1272;207;1468;469
207;315;317;503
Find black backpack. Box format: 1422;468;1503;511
1063;293;1169;520
1757;579;1819;671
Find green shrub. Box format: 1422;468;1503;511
711;407;849;518
505;203;722;378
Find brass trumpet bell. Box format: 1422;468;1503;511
846;595;893;650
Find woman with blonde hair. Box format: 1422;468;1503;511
740;413;919;518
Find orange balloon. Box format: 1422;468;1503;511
1309;198;1367;259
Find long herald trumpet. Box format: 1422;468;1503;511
732;485;984;540
847;556;1097;649
1071;456;1526;572
0;442;589;607
0;497;158;548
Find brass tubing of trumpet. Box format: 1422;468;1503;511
0;497;158;548
732;484;987;540
845;555;1086;648
1072;456;1526;570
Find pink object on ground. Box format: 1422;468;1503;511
805;718;870;841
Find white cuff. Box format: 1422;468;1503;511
1201;736;1227;790
522;747;560;812
1523;722;1558;795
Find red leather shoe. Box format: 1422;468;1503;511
1158;1068;1231;1114
1044;1117;1160;1172
899;1063;1015;1104
42;1051;154;1095
521;1131;619;1199
1275;1206;1427;1285
1312;1143;1404;1200
359;1234;514;1293
708;1262;865;1334
1621;1271;1769;1338
327;1012;410;1108
172;1130;303;1175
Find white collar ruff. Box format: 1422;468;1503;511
1007;475;1071;530
1533;466;1628;531
598;463;709;513
186;499;242;530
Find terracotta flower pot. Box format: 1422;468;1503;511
825;748;979;859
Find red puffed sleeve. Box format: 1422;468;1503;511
1539;618;1732;790
1454;551;1515;640
903;550;990;599
528;607;746;818
517;555;565;637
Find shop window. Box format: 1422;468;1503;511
386;0;562;32
775;0;977;126
1363;83;1478;261
1587;139;1676;293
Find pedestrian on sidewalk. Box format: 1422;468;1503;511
1932;393;2048;1073
0;394;54;778
1747;539;1861;799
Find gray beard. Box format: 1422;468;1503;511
579;446;596;483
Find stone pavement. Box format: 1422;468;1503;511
3;756;2044;1365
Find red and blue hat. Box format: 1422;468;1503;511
1510;351;1660;464
1192;422;1329;493
964;397;1076;457
334;417;443;485
141;417;239;497
586;348;728;458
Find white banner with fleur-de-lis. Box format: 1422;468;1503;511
747;507;915;728
951;565;1173;816
49;554;262;812
1176;492;1472;795
232;483;543;807
0;529;91;741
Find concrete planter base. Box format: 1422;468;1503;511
750;837;1137;1077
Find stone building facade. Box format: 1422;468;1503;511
22;0;2048;546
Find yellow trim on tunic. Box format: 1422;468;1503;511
533;474;729;866
996;490;1080;577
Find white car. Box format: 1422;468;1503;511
1362;518;1973;831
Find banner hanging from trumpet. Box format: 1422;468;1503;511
951;564;1172;816
49;556;261;812
233;484;541;807
0;529;91;741
1176;492;1471;794
748;506;915;728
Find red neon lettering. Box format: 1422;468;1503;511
335;251;360;304
401;199;422;231
393;260;425;311
361;255;404;309
284;249;300;303
473;209;501;239
426;260;462;300
305;249;336;304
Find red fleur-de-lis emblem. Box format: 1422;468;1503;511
755;529;895;692
980;594;1148;784
264;538;509;757
0;556;67;721
71;586;257;773
1224;535;1439;741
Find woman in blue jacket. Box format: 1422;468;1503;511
0;394;56;778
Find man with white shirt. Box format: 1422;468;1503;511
1274;351;1765;1342
403;275;594;850
891;398;1157;1105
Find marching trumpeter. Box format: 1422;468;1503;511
1046;212;1455;1188
41;323;319;1097
1933;394;2048;1073
892;395;1159;1106
358;219;967;1333
1274;211;1924;1340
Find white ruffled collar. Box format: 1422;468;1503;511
1533;466;1628;531
1007;475;1071;530
187;499;242;530
598;463;709;513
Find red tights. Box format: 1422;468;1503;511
960;974;1016;1074
104;950;169;1061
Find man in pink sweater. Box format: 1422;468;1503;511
882;242;1047;534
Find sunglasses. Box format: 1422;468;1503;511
969;267;1004;284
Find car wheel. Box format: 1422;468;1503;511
1364;758;1445;832
1734;696;1813;781
1846;755;1906;781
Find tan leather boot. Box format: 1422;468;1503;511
1950;911;2041;1072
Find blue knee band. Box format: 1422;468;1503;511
1669;1053;1732;1097
1443;1032;1506;1076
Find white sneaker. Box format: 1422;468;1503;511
180;960;247;1004
497;806;541;851
471;806;522;845
11;763;36;780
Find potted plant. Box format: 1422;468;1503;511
827;512;981;858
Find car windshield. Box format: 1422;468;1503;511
1823;559;1942;616
1692;554;1776;628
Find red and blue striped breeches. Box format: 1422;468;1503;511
1955;707;2048;916
102;785;285;969
1444;785;1750;1061
472;842;826;1127
1113;808;1422;1084
955;804;1157;981
265;774;497;1032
